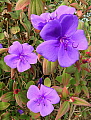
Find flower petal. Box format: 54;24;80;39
40;100;54;117
22;43;34;55
27;85;40;99
46;89;60;104
36;40;60;62
71;30;88;50
0;44;3;48
4;55;19;68
55;5;76;19
27;99;40;113
24;53;37;64
58;44;79;67
9;41;22;55
59;14;78;37
40;85;60;104
40;84;54;96
31;14;46;30
40;20;62;41
17;59;30;72
40;13;51;20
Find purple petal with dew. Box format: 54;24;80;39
71;30;88;50
22;43;34;55
27;85;40;99
40;99;54;117
9;41;22;55
46;89;60;104
4;55;19;68
24;53;37;64
59;14;78;37
0;44;3;48
40;20;62;41
36;40;60;62
27;99;40;113
58;44;79;67
55;5;76;19
31;14;46;30
40;84;54;96
17;59;30;72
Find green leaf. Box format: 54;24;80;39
10;10;21;19
75;85;81;96
1;112;10;120
35;0;44;15
65;65;76;74
62;72;71;86
20;12;31;35
0;33;4;40
1;92;13;102
0;102;10;110
56;101;70;119
73;97;91;106
26;81;35;89
56;76;62;83
52;86;62;93
0;0;11;3
19;115;29;119
15;91;28;107
62;87;69;99
74;70;80;85
44;77;51;87
13;116;19;120
69;78;76;85
11;26;20;34
82;86;89;98
0;57;10;72
15;0;29;10
0;82;5;90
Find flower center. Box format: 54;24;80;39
60;36;79;50
34;95;46;106
47;13;57;22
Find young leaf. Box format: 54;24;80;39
1;92;14;102
56;101;70;120
44;77;51;87
73;97;91;106
1;112;10;120
15;0;29;10
0;102;10;110
82;86;89;98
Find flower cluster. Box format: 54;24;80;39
4;41;37;72
27;84;60;116
3;5;88;117
31;5;88;67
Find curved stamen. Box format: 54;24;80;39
72;42;79;48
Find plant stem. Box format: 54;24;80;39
68;104;76;120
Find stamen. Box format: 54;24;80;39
72;42;79;48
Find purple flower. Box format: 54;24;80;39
0;44;3;48
31;5;76;30
36;14;88;67
27;84;60;117
17;109;24;114
4;41;37;72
